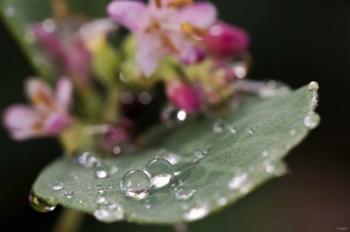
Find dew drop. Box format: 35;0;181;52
193;148;208;162
94;203;124;223
64;191;74;199
259;80;291;98
78;151;100;168
212;120;225;133
161;105;187;127
145;158;174;189
289;129;296;136
174;188;196;201
183;204;209;222
263;161;286;176
95;184;105;194
228;171;248;191
227;125;237;134
246;128;255;136
217;197;228;206
120;170;151;200
29;191;57;213
96;196;108;205
51;181;63;191
95;164;109;179
109;165;119;175
262;150;269;158
304;112;320;129
308;81;319;91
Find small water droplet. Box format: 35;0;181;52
29;191;57;213
183;204;209;222
289;129;296;136
308;81;319;91
64;191;74;199
193;148;208;162
96;196;108;205
95;184;105;194
113;145;122;155
144;158;174;189
262;150;269;158
228;171;248;191
161;105;187;127
227;125;237;134
94;203;124;223
246;128;255;136
212;120;225;133
259;80;291;98
51;181;63;191
263;161;286;176
109;165;119;174
95;164;109;179
174;188;196;201
217;197;228;206
120;170;151;200
304;112;320;129
144;199;152;209
78;151;100;168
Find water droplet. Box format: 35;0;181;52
120;170;151;200
161;105;187;127
304;112;320;129
29;191;57;213
228;171;248;191
174;188;196;201
162;152;181;165
51;181;63;191
259;80;291;98
96;196;108;205
227;125;237;134
95;164;109;179
113;146;122;155
212;120;225;133
78;151;100;168
193;148;208;162
144;158;174;189
217;197;228;206
246;128;255;136
94;203;124;223
263;161;286;176
109;165;119;175
144;199;152;209
95;184;105;194
308;81;319;91
183;204;209;222
64;191;74;199
262;150;269;158
289;129;296;136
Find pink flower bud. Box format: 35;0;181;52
203;22;250;58
166;79;201;114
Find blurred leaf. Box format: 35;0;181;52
0;0;110;79
32;85;318;224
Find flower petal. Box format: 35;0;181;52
2;105;39;140
44;112;72;134
56;78;73;110
107;0;146;32
26;78;55;109
179;2;217;28
136;34;164;76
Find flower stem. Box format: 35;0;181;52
53;209;84;232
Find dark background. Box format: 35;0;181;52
0;0;349;231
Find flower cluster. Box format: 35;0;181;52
3;0;250;155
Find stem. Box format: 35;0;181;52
174;224;189;232
52;209;84;232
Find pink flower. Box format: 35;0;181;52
166;78;201;114
3;78;73;141
32;19;115;87
108;0;217;76
203;22;250;58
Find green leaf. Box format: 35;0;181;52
32;85;319;224
0;0;110;79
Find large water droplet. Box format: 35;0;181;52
304;112;320;129
145;158;174;189
94;202;124;223
308;81;319;91
183;204;209;222
29;191;57;213
120;170;151;200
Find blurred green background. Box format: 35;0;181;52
0;0;349;231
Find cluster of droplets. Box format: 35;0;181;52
93;197;124;223
120;157;175;200
258;80;291;98
304;81;320;129
212;119;237;135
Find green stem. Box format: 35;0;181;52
52;209;84;232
